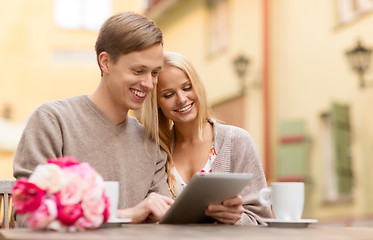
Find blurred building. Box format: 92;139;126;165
0;0;142;178
1;0;373;224
145;0;373;224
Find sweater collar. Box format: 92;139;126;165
209;118;231;173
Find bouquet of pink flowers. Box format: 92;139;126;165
12;156;110;230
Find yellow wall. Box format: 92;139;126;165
270;0;373;221
0;0;143;179
154;0;265;162
152;0;373;222
2;0;373;223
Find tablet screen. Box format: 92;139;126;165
159;172;253;224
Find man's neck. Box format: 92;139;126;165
89;86;128;126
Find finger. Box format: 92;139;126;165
149;193;174;215
159;194;175;205
223;195;243;206
207;211;241;225
155;198;172;215
147;202;165;221
208;204;244;214
148;192;174;205
145;196;173;222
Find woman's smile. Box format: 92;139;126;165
175;103;194;113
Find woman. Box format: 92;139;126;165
139;52;272;225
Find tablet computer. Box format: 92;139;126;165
159;172;253;224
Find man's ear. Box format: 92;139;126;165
98;52;110;74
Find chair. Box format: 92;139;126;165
0;180;16;229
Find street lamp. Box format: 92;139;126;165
345;40;373;88
233;54;250;93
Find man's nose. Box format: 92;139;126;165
140;73;154;90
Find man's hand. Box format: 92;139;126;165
205;195;244;225
116;192;174;223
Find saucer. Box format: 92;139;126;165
261;218;318;228
101;218;132;228
107;217;132;223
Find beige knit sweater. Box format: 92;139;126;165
209;119;272;225
13;95;172;209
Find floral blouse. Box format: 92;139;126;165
172;144;217;194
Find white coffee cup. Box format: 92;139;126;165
104;181;119;222
259;182;304;221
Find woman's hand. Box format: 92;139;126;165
116;192;174;223
205;195;244;225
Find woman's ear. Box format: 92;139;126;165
98;52;110;75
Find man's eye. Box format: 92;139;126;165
133;70;144;74
151;71;160;77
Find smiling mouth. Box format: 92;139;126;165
130;88;146;98
175;103;193;112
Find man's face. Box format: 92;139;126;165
101;43;163;113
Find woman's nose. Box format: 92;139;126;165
176;92;187;104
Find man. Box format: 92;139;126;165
13;12;173;224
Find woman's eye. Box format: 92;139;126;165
183;86;192;91
164;93;174;98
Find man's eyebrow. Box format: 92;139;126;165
154;66;163;71
131;65;163;70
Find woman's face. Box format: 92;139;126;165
157;65;198;125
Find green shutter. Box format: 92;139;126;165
331;103;353;195
277;120;309;181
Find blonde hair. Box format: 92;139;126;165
138;52;212;197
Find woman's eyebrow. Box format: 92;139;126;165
159;81;190;93
159;88;173;94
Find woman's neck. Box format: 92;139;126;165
173;119;212;144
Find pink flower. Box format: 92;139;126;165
25;199;57;229
74;217;96;230
102;193;110;222
57;200;83;226
81;185;105;228
13;157;109;230
47;156;80;168
29;164;64;194
59;163;102;205
12;179;45;214
58;174;85;205
64;162;97;183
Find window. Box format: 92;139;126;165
207;0;229;55
276;120;310;183
338;0;373;24
321;103;353;203
54;0;112;30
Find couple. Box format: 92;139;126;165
13;12;271;225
